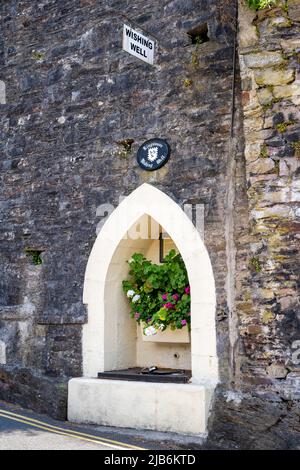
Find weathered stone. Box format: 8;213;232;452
270;16;292;28
0;366;68;420
261;185;300;204
238;0;259;48
273;81;300;99
244;116;264;133
261;311;275;324
205;385;300;450
243;52;285;69
255;204;294;219
279;296;298;311
288;0;300;22
241;77;253;91
291;95;300;105
257;87;274;105
258;289;275;300
266;363;288;379
247;324;262;335
280;38;300;53
282;373;300;400
242;91;251;106
254;68;295;86
248;158;276;175
243;94;262;117
0;81;5;104
0;341;6;365
280;158;300;177
265;136;285;147
245;142;263;163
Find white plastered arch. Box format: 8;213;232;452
82;183;218;384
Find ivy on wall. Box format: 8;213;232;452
25;248;43;266
246;0;278;10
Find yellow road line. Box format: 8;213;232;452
0;413;127;449
0;410;145;450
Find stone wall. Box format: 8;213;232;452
203;0;300;450
0;0;299;448
238;0;300;378
0;0;238;418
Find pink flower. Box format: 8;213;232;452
185;286;190;295
161;293;168;301
134;312;140;320
181;320;187;326
172;293;179;302
164;302;175;309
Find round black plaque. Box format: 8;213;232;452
137;138;170;171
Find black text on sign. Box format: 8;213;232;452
122;24;155;65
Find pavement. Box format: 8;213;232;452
0;400;202;451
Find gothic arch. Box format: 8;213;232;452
82;183;218;383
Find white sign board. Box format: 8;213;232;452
123;24;155;65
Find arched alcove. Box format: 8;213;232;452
69;183;218;435
102;214;192;373
82;183;218;382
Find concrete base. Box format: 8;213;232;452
68;378;214;435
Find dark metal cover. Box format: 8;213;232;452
98;368;191;384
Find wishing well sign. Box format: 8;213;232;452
123;24;155;65
137;139;170;171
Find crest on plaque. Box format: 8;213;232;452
148;147;159;162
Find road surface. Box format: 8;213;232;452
0;400;146;450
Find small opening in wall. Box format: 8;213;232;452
187;23;209;45
116;139;134;152
25;248;44;266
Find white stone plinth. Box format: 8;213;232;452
68;378;214;435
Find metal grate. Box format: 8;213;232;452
98;368;192;384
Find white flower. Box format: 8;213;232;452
144;326;157;336
158;324;165;331
127;290;135;298
132;294;140;303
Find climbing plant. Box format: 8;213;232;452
25;248;43;266
246;0;278;9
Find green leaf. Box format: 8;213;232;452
122;251;191;330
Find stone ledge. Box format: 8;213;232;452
68;378;215;435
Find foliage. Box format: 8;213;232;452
260;144;268;158
31;50;44;61
122;250;191;335
250;257;262;273
246;0;278;10
193;35;205;45
115;139;134;158
292;141;300;157
183;78;192;88
25;248;43;266
116;138;134;152
276;120;296;133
